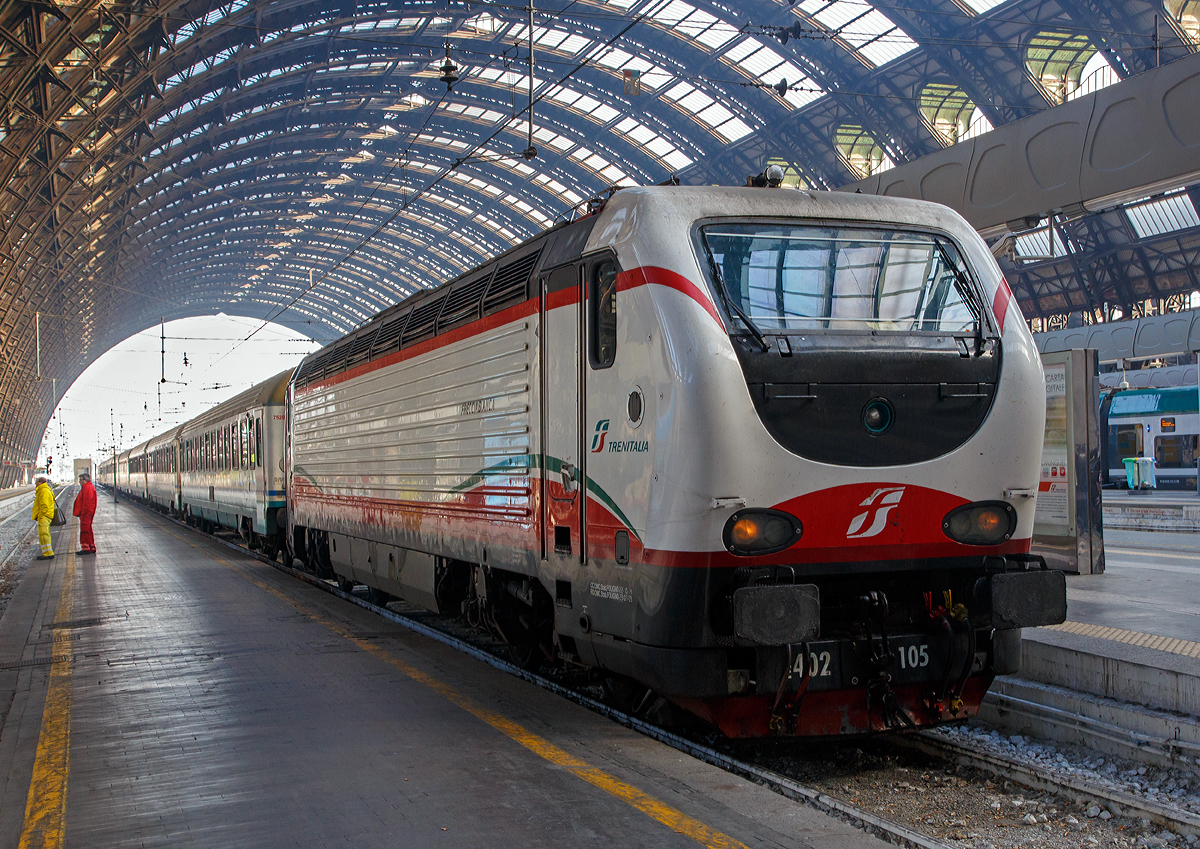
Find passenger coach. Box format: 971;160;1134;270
178;370;291;556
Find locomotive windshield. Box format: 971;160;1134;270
698;224;983;333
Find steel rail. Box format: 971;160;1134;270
0;485;66;568
898;731;1200;837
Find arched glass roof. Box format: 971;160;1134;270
0;0;1196;479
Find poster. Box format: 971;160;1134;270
1035;362;1072;533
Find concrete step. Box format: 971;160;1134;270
1103;498;1200;532
979;626;1200;770
982;677;1200;769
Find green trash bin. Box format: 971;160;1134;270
1123;456;1139;489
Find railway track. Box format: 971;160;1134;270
133;498;1199;847
0;486;65;569
901;731;1200;836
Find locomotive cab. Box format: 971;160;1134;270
560;188;1065;736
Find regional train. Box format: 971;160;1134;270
1102;385;1199;490
98;185;1066;738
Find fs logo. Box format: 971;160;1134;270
846;487;905;539
590;419;610;453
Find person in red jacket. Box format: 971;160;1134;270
73;471;98;555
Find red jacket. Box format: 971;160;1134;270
73;481;97;518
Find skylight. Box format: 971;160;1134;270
723;37;825;109
958;0;1007;13
645;0;739;52
795;0;917;67
1126;194;1200;240
663;81;753;142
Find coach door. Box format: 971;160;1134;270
541;264;585;566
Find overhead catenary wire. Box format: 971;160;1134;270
206;1;659;369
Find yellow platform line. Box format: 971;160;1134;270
19;528;77;849
188;536;748;849
1041;620;1200;659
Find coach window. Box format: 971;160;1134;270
241;420;249;468
589;258;618;368
1155;434;1198;468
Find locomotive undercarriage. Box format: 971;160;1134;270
286;522;1064;738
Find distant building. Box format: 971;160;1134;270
73;458;93;480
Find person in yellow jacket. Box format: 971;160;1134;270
31;475;56;560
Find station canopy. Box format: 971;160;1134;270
0;0;1198;476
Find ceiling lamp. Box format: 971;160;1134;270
439;44;459;89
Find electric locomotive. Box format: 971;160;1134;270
284;185;1066;737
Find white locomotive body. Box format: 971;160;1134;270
286;186;1065;737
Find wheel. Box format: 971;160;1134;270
310;534;334;579
261;540;277;561
602;675;654;714
506;639;543;671
336;575;355;593
367;586;391;606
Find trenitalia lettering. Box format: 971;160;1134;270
605;440;649;453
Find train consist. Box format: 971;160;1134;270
97;372;291;556
98;185;1066;737
1103;385;1199;490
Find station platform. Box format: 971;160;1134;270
1103;489;1200;532
0;491;889;848
986;529;1200;761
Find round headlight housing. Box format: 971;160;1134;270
723;509;802;556
942;501;1016;545
861;398;894;435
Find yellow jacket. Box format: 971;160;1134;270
31;483;56;522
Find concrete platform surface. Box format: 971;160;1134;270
1063;528;1200;643
0;493;889;848
1014;528;1200;717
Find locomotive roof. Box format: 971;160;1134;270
293;212;595;390
293;185;984;392
598;185;976;239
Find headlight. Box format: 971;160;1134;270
723;509;802;556
942;501;1016;545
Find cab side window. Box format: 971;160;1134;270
589;259;617;369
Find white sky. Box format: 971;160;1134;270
39;314;329;476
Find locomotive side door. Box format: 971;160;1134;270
541;264;585;567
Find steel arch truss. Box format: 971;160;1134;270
0;0;1196;482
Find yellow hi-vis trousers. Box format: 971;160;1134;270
37;517;53;557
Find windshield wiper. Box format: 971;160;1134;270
934;240;986;355
706;254;770;352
